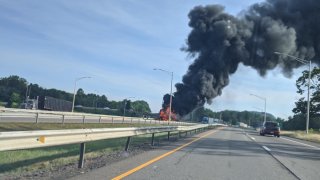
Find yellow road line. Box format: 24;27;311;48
112;129;219;180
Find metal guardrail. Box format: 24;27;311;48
0;108;196;126
0;124;211;168
0;124;208;151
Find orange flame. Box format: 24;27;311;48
159;107;177;121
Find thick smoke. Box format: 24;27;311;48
168;0;320;116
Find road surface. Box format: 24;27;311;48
69;127;320;180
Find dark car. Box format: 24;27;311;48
260;121;280;137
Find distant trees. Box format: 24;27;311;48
8;92;21;108
0;75;152;117
219;110;282;127
132;100;151;116
0;76;28;104
189;107;283;127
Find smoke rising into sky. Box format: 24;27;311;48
168;0;320;115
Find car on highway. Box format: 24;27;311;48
260;121;280;137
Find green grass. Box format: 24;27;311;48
0;122;163;132
0;132;175;175
0;122;181;175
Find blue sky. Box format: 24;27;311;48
0;0;309;119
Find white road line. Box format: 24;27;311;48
281;137;320;150
250;137;255;140
262;146;271;151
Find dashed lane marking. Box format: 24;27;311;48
262;145;271;151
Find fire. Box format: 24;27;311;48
159;106;177;121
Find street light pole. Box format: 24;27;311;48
306;60;311;133
153;68;174;122
250;94;267;124
169;71;173;122
191;106;203;121
72;76;91;112
123;97;135;117
253;107;264;126
274;52;311;134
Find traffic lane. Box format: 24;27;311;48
245;129;320;180
67;128;218;180
125;127;296;180
245;128;320;149
0;116;37;123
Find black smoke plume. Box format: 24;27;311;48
166;0;320;116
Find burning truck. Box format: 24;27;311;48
159;106;177;121
158;94;178;121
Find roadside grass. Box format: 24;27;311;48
0;131;179;175
0;122;163;132
281;130;320;144
0;122;193;175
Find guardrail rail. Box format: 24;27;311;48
0;107;196;126
0;124;217;168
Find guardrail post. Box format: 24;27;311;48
78;143;85;168
122;117;125;124
62;115;65;124
145;119;146;124
125;137;131;151
99;116;101;123
131;117;133;124
35;113;39;123
167;132;170;141
82;116;85;124
112;117;114;124
151;133;155;146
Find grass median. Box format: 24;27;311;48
0;122;182;176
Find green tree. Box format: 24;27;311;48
288;67;320;130
9;92;21;108
132;100;151;116
0;75;28;104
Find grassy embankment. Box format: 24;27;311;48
281;129;320;144
0;122;179;175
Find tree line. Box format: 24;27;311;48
0;75;151;117
192;107;284;128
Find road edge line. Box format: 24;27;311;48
111;128;220;180
281;137;320;150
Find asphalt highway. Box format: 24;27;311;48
69;127;320;180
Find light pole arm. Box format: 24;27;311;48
274;52;308;64
250;94;266;101
250;93;267;124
